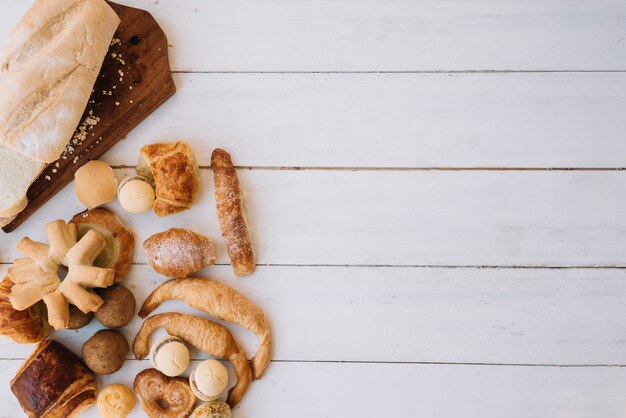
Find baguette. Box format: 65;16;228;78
211;149;256;276
0;0;120;163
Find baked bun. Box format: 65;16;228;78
11;340;96;418
82;329;129;375
144;228;215;278
70;208;135;282
97;384;135;418
137;141;200;217
0;276;49;343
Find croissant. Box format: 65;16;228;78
133;313;252;407
0;276;49;343
11;340;96;418
139;277;271;379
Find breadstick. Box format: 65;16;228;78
139;278;271;379
133;313;252;407
211;149;255;276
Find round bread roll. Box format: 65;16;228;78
192;400;232;418
118;176;156;214
97;384;135;418
75;160;118;208
189;360;229;402
67;304;94;330
150;336;190;377
70;208;135;282
82;329;129;374
95;285;135;328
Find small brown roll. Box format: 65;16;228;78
82;329;129;374
95;285;136;328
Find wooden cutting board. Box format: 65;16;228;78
2;1;176;233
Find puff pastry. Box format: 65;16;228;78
133;313;253;407
0;276;49;343
134;368;196;418
211;149;255;276
11;340;96;418
139;277;271;380
137;141;200;217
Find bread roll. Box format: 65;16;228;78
143;228;215;278
0;0;120;163
212;149;256;276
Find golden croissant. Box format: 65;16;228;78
133;312;252;407
139;277;271;379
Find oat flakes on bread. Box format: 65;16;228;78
143;228;215;278
137;141;200;216
0;0;120;163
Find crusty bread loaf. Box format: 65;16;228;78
0;0;120;163
0;144;45;218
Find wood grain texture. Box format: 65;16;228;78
2;2;176;233
2;169;626;267
3;0;625;72
2;265;626;365
100;72;626;168
1;359;626;418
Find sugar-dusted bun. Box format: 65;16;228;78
143;228;215;278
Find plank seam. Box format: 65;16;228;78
171;70;626;75
110;166;626;171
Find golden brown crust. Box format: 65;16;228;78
139;278;271;380
70;208;135;282
0;276;49;343
11;340;96;418
211;149;255;276
138;141;200;217
134;368;196;418
133;313;253;407
143;228;215;278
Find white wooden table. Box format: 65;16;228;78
2;1;626;417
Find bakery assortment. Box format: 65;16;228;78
137;141;200;216
192;400;232;418
95;285;136;328
0;1;273;414
0;276;49;343
96;384;135;418
11;340;96;418
144;228;216;278
82;329;129;374
134;368;197;418
150;335;191;377
140;277;272;379
8;219;117;329
212;149;256;276
133;312;253;407
190;359;230;402
70;208;135;282
118;175;156;214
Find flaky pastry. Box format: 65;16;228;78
133;313;252;407
8;219;116;329
139;278;271;379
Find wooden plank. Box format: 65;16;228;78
3;1;625;72
2;169;626;266
1;359;626;417
1;265;626;364
100;72;626;168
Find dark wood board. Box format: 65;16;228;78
3;1;176;233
